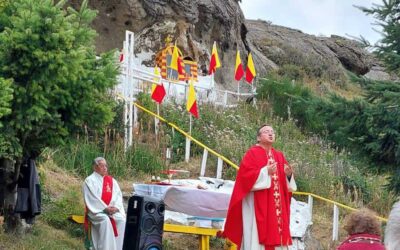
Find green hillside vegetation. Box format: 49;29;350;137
1;93;396;249
258;74;400;193
1;0;400;249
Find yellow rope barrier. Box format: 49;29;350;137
133;102;239;170
293;191;387;222
127;99;388;222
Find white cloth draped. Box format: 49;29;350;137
83;172;126;250
241;167;296;250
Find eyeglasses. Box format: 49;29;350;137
97;163;108;168
260;130;275;134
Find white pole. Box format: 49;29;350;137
216;157;223;179
308;195;313;222
185;137;190;163
200;149;208;177
128;93;133;149
122;39;129;151
185;113;192;163
211;73;215;104
127;32;134;149
251;78;256;106
189;114;192;134
237;80;240;101
123;100;128;150
332;204;339;241
133;104;138;137
155;103;160;136
166;81;171;102
223;90;228;107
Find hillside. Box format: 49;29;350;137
0;1;397;249
67;0;395;91
1;98;394;249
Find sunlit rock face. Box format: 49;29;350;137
69;0;390;87
69;0;247;87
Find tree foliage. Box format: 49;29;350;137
258;76;400;192
350;77;400;164
358;0;400;74
0;77;13;157
0;0;118;159
0;77;12;122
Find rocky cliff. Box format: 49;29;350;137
70;0;392;88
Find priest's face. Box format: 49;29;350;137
257;125;275;145
95;159;108;176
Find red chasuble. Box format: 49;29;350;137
223;145;292;249
101;175;118;237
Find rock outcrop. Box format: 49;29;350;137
245;20;373;82
69;0;391;88
70;0;247;86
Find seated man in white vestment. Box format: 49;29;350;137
83;157;126;250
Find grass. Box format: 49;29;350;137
49;138;165;180
0;160;85;250
0;94;395;249
0;220;84;250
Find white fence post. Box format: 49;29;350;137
154;104;159;136
223;91;228;107
332;204;339;241
122;31;135;151
200;149;208;177
216;157;223;179
185;137;190;163
308;195;313;222
133;104;138;138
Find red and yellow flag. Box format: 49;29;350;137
170;44;184;75
151;67;166;104
119;47;125;63
234;50;244;81
208;42;221;75
186;80;199;118
245;52;256;84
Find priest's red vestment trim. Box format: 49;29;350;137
101;175;118;237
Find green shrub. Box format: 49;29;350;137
127;144;164;175
52;138;165;178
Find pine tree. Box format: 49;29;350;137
0;0;118;232
355;80;400;162
0;77;12;122
358;0;400;75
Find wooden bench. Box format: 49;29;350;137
69;215;236;250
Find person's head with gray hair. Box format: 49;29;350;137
92;157;108;176
385;201;400;250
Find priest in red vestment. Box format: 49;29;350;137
223;124;296;250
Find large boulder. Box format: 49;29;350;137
245;20;373;82
69;1;391;88
70;0;248;86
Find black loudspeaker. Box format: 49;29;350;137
123;195;165;250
